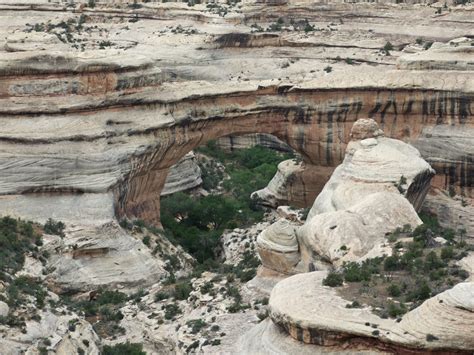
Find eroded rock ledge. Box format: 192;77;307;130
268;272;474;354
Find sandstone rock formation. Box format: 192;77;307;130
236;319;383;355
260;119;434;270
0;310;101;355
256;219;300;274
217;133;292;153
43;222;193;293
269;271;474;353
0;1;472;227
0;1;473;354
162;152;202;196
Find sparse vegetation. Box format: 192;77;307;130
62;289;129;338
186;319;207;334
164;303;182;320
102;342;146;355
328;214;470;318
383;41;394;52
322;272;344;287
43;218;65;237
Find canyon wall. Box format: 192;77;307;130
0;1;472;226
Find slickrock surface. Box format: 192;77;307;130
0;0;472;226
43;222;193;293
269;271;474;353
0;310;101;355
0;2;472;355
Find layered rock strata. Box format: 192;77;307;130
268;271;474;353
43;222;193;293
216;133;292;153
256;218;300;274
0;1;472;225
161;152;202;196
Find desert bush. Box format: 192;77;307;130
387;284;401;297
186;319;207;334
322;272;343;287
164;303;181;320
102;342;146;355
44;218;65;237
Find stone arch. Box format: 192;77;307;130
113;111;323;225
112;86;473;225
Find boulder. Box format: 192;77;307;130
257;219;300;274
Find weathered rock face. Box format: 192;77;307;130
236;319;385;355
161;152;202;196
299;192;422;268
268;271;474;353
0;310;101;355
43;222;193;293
217;133;292;153
307;118;435;218
296;119;434;267
422;188;474;243
0;1;472;226
256;219;300;274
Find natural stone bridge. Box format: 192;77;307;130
0;51;472;225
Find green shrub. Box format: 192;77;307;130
406;281;431;302
324;66;332;73
164;303;181;320
345;300;362;308
102;342;146;355
387;302;406;318
440;246;454;260
44;218;65;237
383;41;394;51
154;292;169;302
322;272;343;287
97;290;128;305
200;282;214;294
174;280;192;300
384;255;400;271
343;262;373;282
387;284;401;297
186;319;207;334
